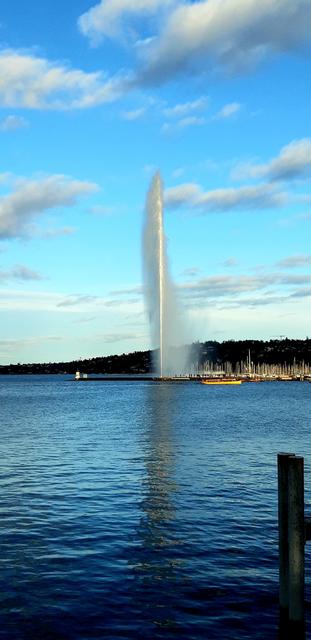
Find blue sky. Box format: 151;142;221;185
1;0;311;364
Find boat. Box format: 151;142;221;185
201;379;242;385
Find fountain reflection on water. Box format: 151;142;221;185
130;385;182;632
143;172;188;377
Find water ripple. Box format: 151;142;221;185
0;376;311;638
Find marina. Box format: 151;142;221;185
74;370;311;383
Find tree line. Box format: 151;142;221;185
1;338;310;375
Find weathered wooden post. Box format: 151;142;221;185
288;455;304;628
278;452;295;616
277;453;305;637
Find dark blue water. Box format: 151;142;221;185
0;376;311;639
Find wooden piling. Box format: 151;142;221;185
278;453;306;638
278;452;295;614
288;455;304;627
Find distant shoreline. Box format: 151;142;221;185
0;338;310;375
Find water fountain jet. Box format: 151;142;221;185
142;172;188;377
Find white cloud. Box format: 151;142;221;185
214;102;241;120
0;264;44;282
45;270;311;321
165;183;202;207
0;288;102;313
0;289;63;312
162;98;236;131
163;96;208;118
109;285;142;296
0;289;144;328
177;116;205;128
121;107;146;120
180;274;271;299
178;272;311;307
42;226;76;238
171;167;185;179
88;204;114;216
180;266;201;278
0;115;28;131
276;254;311;268
223;257;239;267
290;287;311;299
239;139;311;181
138;0;311;84
78;0;176;44
196;184;287;211
165;181;287;212
0;49;128;110
0;336;61;354
57;295;99;308
0;174;98;239
96;332;144;343
162;116;205;134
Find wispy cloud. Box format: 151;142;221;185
0;335;61;354
290;287;311;299
109;285;142;296
171;167;184;179
121;106;146;120
177;116;205;129
0;174;98;240
0;289;110;314
163;96;208;118
0;115;28;131
181;274;270;299
222;257;239;268
88;204;116;216
180;266;201;278
42;226;76;238
178;272;311;309
0;49;129;110
236;139;311;182
213;102;241;120
107;271;311;311
96;332;144;344
164;183;200;206
78;0;176;45
162;116;205;134
72;316;97;324
0;264;45;282
276;254;311;268
57;295;99;308
104;298;142;308
165;181;287;212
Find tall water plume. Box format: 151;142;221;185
142;172;188;376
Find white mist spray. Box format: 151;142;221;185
142;172;188;376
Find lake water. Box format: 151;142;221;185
0;375;311;639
